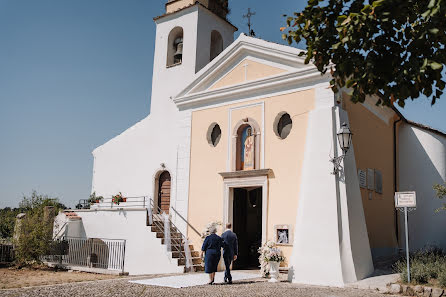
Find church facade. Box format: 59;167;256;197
56;0;446;287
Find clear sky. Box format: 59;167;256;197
1;0;445;208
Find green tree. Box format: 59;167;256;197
434;182;446;213
0;207;21;240
281;0;445;107
13;191;66;265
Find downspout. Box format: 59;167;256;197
393;116;403;249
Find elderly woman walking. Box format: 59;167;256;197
201;224;223;284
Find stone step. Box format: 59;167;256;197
191;251;200;257
171;251;185;258
178;257;202;265
156;232;181;239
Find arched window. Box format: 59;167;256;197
167;27;184;67
233;118;261;171
210;30;223;61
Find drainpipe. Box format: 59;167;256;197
393;116;403;249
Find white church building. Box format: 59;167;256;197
54;0;446;287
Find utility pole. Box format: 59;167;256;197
243;8;256;37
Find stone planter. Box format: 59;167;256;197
268;261;280;283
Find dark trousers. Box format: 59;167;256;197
223;253;233;281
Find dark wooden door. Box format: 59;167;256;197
158;171;171;214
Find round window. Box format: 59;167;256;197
207;123;222;147
274;113;293;139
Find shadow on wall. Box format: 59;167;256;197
399;124;446;251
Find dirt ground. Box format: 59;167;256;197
0;266;122;289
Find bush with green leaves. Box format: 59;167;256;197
13;191;66;266
394;247;446;285
434;182;446;213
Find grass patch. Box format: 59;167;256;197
394;247;446;287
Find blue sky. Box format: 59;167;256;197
0;0;445;208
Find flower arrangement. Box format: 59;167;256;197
88;192;104;204
112;192;126;205
258;241;285;278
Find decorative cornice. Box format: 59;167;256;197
219;169;273;179
174;67;329;109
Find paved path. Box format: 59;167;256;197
0;274;398;297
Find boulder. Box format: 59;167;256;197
432;288;444;297
390;284;403;294
424;287;432;297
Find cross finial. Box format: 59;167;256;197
243;8;256;37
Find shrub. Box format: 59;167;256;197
13;191;66;266
394;247;446;284
439;267;446;288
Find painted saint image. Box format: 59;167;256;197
241;126;254;170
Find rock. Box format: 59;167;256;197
424;287;433;297
390;284;402;294
432;288;444;297
415;285;425;294
406;287;415;296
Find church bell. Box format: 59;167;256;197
173;37;183;63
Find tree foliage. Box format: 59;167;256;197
281;0;446;107
2;191;67;265
434;182;446;213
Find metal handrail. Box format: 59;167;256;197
149;198;192;269
170;206;201;238
77;196;147;210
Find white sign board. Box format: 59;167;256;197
395;191;417;208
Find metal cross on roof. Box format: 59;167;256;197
243;8;256;37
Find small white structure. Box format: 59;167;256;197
399;122;446;251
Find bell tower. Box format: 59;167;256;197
150;0;237;114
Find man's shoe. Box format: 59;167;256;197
228;280;233;284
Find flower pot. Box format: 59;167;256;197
268;261;280;283
122;198;127;202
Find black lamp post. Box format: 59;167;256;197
331;122;353;175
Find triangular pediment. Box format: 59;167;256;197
209;58;288;90
174;34;327;109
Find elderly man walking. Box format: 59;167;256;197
221;223;238;284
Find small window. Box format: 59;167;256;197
207;123;222;147
274;113;293;139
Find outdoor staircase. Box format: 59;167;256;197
150;215;204;272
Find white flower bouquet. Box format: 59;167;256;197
258;241;285;277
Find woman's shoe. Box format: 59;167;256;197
207;281;214;285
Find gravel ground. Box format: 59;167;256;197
0;276;397;297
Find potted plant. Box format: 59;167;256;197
112;192;126;205
89;192;104;204
258;241;285;282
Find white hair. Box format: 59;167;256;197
208;224;217;234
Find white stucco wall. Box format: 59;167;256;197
54;210;184;275
398;123;446;251
91;5;235;235
288;86;373;287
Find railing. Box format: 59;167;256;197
42;237;126;273
149;199;192;270
0;243;14;264
77;196;148;210
170;206;201;238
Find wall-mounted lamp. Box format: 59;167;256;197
330;122;352;175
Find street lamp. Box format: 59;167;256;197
331;123;352;175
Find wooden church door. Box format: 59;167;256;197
158;171;171;214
